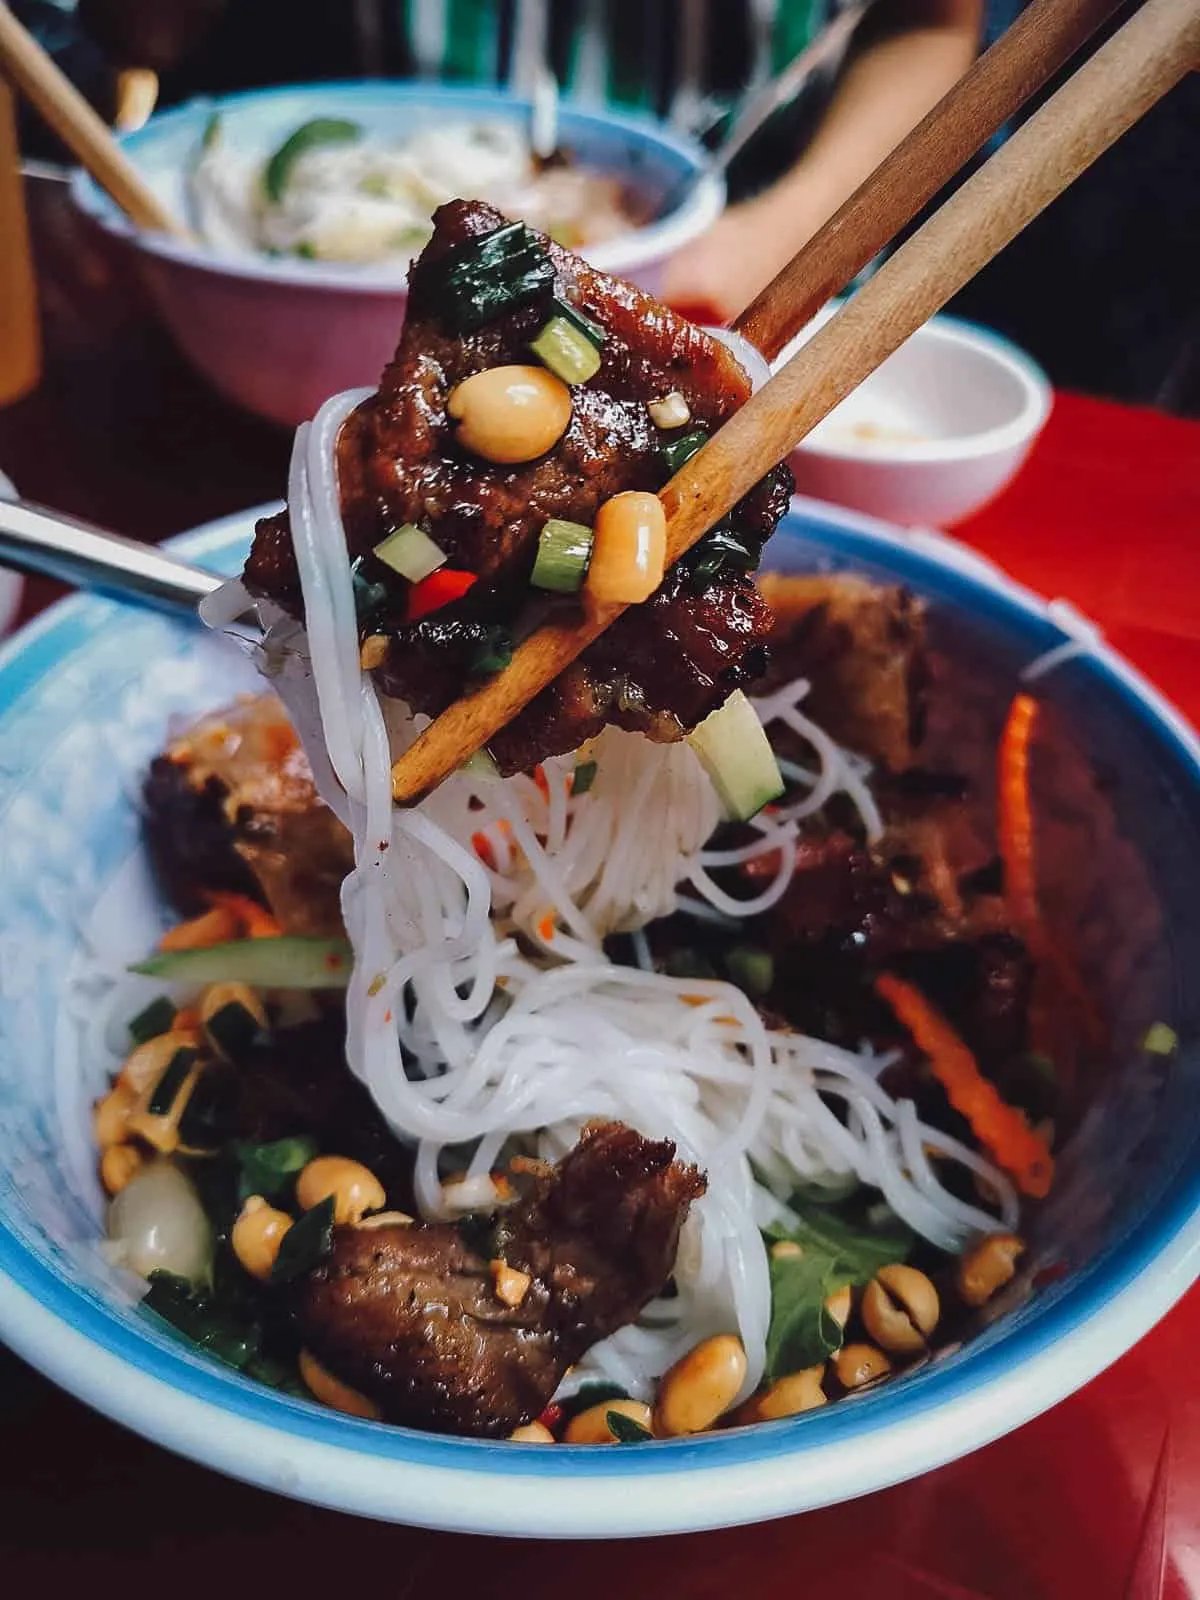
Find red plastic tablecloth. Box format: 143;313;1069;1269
2;389;1198;1598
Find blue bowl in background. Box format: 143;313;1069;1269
70;82;723;426
0;499;1197;1536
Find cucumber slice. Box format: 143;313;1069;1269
131;937;352;990
374;524;446;583
264;118;362;204
687;690;784;821
530;316;602;384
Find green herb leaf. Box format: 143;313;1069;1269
206;1000;266;1062
142;1271;263;1371
431;221;554;333
607;1409;652;1444
147;1047;198;1117
234;1135;320;1205
271;1194;336;1286
264;117;361;203
468;626;513;677
556;1382;628;1422
763;1205;914;1381
659;427;709;476
572;760;597;796
129;995;175;1046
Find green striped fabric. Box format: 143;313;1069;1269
395;1;836;125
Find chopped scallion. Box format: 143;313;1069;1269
1142;1021;1178;1056
686;527;756;592
531;518;594;593
571;760;598;796
547;295;604;348
351;559;389;628
725;945;775;997
530;316;601;385
129;996;175;1046
147;1048;198;1118
373;524;447;583
234;1135;320;1205
659;428;709;476
468;626;513;677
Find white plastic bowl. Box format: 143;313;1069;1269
777;308;1053;527
70;83;723;428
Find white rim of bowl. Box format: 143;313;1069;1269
786;314;1054;465
68;85;725;295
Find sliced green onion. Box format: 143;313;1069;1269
725;945;775;997
351;559;389;628
548;295;604;348
205;1001;264;1062
147;1048;199;1118
131;936;353;990
201;112;222;152
530;316;601;385
687;690;784;822
571;759;598;796
264;118;361;204
1142;1021;1178;1056
686;527;756;592
531;518;594;593
468;626;513;677
373;524;446;583
271;1194;336;1286
129;995;175;1046
659;428;709;476
432;222;554;333
234;1135;319;1205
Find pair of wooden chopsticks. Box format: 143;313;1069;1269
389;0;1199;804
0;1;185;235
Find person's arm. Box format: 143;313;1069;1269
664;0;984;319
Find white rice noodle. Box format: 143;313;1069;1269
1021;598;1104;683
244;387;1016;1399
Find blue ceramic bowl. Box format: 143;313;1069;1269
70;83;722;426
0;499;1197;1536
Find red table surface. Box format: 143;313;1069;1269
2;194;1200;1593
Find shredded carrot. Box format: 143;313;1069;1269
472;830;496;869
262;720;299;765
205;891;282;940
875;971;1054;1199
537;911;556;942
998;693;1042;948
159;904;241;952
533;766;550;801
172;1007;201;1031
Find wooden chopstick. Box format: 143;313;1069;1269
389;0;1197;804
733;0;1130;362
0;2;186;237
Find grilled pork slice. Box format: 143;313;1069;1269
246;197;790;774
143;694;352;938
294;1122;706;1437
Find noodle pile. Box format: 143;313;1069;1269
231;389;1016;1398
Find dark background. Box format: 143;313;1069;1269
11;0;1200;414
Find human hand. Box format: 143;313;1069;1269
662;186;823;323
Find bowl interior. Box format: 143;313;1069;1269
0;501;1198;1535
72;82;715;284
778;311;1051;461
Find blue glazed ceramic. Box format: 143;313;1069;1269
0;500;1196;1536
